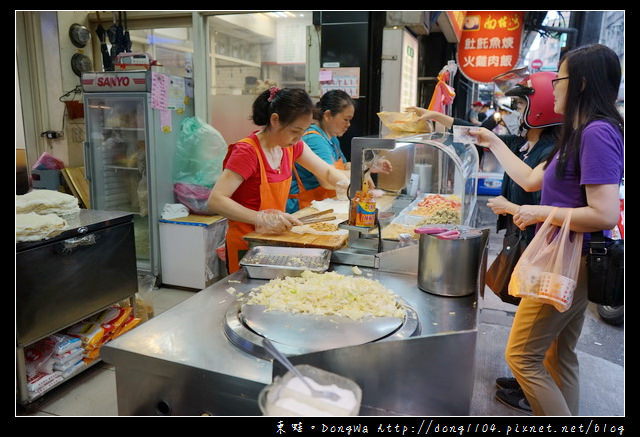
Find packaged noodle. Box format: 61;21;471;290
111;315;142;339
24;337;56;378
66;322;105;349
52;347;84;369
49;333;82;355
90;306;132;329
27;371;64;395
60;361;85;379
83;348;101;360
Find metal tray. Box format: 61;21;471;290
239;246;331;279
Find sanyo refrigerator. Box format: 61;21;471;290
82;70;194;277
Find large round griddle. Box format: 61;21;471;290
224;298;420;359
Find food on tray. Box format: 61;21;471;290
380;223;419;240
408;194;461;224
246;270;404;320
417;208;461;225
308;222;339;232
241;252;327;269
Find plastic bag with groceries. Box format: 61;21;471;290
135;274;156;323
508;208;583;312
377;111;433;133
173;116;227;214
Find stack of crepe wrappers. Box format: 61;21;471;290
377;111;433;139
16;190;80;242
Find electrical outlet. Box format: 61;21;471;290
41;131;64;139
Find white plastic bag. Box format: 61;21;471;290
135;275;156;322
508;208;583;312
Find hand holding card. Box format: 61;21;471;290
453;126;476;144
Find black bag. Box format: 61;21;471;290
486;231;526;306
586;231;624;306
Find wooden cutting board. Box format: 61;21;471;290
244;230;348;249
62;167;90;208
243;195;395;250
243;205;346;249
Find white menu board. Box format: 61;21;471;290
319;67;360;99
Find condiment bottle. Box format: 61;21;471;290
352;180;377;227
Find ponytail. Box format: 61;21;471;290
251;87;313;127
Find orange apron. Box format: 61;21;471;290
289;130;346;210
225;136;294;273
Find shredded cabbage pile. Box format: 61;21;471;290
246;271;404;320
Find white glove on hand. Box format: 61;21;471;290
368;156;393;174
334;178;350;201
255;209;302;234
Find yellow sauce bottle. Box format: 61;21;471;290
352;180;377;227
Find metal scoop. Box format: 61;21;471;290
262;337;340;402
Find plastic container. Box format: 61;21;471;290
258;364;362;416
64;100;85;119
417;225;489;297
159;215;227;288
240;246;330;280
31;170;61;190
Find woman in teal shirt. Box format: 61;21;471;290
287;90;353;213
287;90;391;213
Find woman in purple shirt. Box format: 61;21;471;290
471;44;624;416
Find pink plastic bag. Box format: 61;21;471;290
508;208;583;312
32;152;65;170
173;183;212;215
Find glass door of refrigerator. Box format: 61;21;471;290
85;94;151;267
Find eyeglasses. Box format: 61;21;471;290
551;76;569;89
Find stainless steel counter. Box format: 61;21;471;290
17;210;138;404
102;264;478;416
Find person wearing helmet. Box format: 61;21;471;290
467;101;484;125
478;102;493;122
407;69;564;414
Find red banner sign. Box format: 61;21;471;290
456;11;524;83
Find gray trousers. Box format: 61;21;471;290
505;257;589;415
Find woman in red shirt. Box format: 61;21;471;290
207;87;349;273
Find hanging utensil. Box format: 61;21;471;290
123;11;131;52
109;11;126;63
70;53;93;77
95;11;113;71
69;23;91;48
107;11;117;45
115;12;125;55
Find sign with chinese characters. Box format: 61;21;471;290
456;11;524;83
319;67;360;99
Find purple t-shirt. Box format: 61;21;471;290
540;120;624;247
541;120;624;207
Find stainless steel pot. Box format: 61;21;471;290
417;226;489;297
